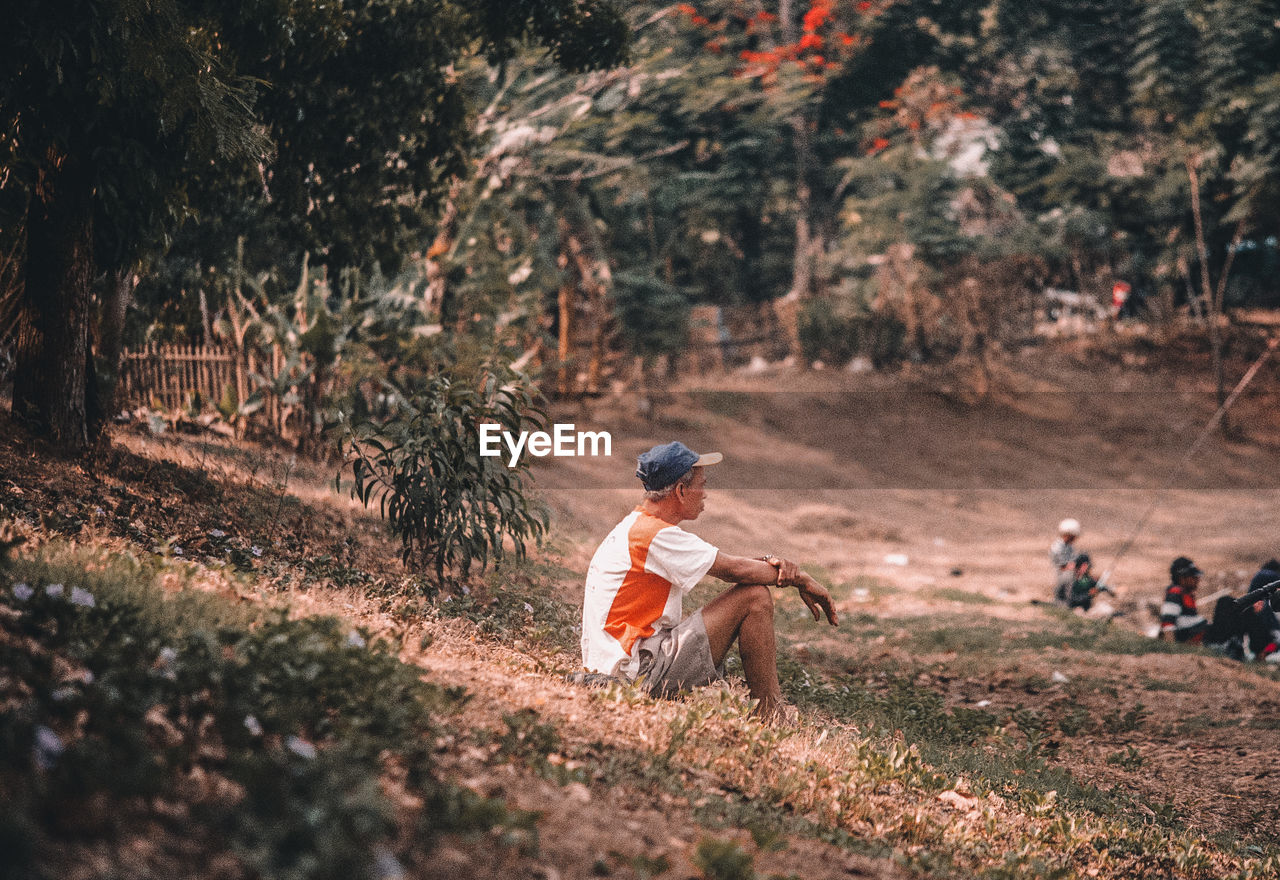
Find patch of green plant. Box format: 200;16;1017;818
301;550;378;589
1140;677;1197;693
692;836;755;880
780;657;999;748
1056;705;1092;737
933;586;998;605
340;364;549;583
747;822;788;854
1106;746;1145;770
434;556;581;653
609;850;671;879
981;851;1074;880
1175;713;1241;733
1023;673;1053;692
0;544;516;880
1099;703;1149;734
777;654;1193;836
1010;706;1051;762
908;622;1007;654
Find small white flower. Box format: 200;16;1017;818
44;583;64;599
158;647;178;666
94;506;105;516
251;546;263;557
286;735;317;760
12;583;33;601
345;631;367;649
243;715;264;737
70;587;95;608
34;725;64;769
373;846;406;880
523;602;534;614
209;529;226;538
173;546;183;556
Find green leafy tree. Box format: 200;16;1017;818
422;1;983;379
1;0;627;451
1;0;268;448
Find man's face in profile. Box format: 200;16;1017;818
677;467;707;521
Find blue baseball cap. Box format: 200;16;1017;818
636;441;722;491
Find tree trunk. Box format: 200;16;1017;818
12;156;94;452
87;267;135;438
775;0;813;361
1186;156;1232;434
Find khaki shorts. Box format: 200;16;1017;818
632;610;723;698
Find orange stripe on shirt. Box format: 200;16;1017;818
603;511;675;657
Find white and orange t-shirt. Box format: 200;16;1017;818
581;509;719;676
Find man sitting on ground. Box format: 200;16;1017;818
1204;559;1280;662
1159;556;1208;643
580;441;838;720
1050;519;1082;605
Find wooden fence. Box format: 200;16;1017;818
118;343;294;438
119;343;238;411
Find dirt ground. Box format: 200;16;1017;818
528;337;1280;846
4;333;1280;874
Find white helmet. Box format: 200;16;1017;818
1058;518;1081;536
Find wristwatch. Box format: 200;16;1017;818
759;554;782;585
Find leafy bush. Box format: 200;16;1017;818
341;364;549;582
0;548;509;880
611;271;691;358
693;836;756;880
798;296;906;367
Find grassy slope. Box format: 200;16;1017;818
3;336;1280;878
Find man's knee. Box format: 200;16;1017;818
739;583;773;616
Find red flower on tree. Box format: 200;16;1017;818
692;1;866;84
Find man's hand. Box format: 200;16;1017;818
767;555;801;587
797;573;838;626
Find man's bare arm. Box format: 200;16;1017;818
707;553;839;627
707;551;784;585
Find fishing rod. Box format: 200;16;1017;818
1234;576;1280;610
1097;335;1279;590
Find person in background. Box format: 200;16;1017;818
1204;559;1280;662
1066;554;1099;608
1050;518;1082;604
1159;556;1209;643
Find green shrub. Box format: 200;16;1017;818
341;364;549;582
797;296;906;367
693;836;755;880
612;271;691;358
0;549;509;879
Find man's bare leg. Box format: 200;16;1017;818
701;584;783;719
